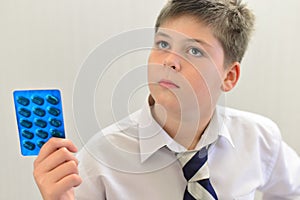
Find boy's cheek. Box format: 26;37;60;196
148;49;163;64
147;63;163;82
195;64;224;89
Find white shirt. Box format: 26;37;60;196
75;101;300;200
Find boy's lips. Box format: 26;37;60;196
158;79;180;89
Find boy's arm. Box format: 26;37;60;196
33;138;82;200
260;141;300;199
74;146;106;200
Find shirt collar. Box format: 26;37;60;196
138;97;235;163
138;97;170;162
203;106;235;149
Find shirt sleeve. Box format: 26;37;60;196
74;148;106;200
260;140;300;199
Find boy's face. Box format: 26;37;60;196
148;15;230;119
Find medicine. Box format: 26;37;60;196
35;119;47;128
51;129;64;138
36;129;48;139
46;95;59;105
20;119;33;129
13;89;65;156
37;141;45;148
33;107;46;117
49;118;62;127
32;96;44;105
23;141;35;151
22;130;34;139
18;108;31;118
47;107;60;116
17;96;30;106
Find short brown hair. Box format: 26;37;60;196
155;0;255;66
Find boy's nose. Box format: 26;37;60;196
163;52;181;71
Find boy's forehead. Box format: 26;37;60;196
156;28;190;40
158;15;208;31
156;16;216;42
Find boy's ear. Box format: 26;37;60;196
222;62;240;92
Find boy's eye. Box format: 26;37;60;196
188;47;203;57
157;41;170;49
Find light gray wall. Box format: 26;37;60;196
0;0;299;199
227;0;300;154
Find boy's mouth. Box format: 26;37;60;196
158;79;180;89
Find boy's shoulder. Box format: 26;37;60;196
83;109;142;151
100;109;142;135
219;106;282;143
222;106;279;130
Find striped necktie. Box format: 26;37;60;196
177;147;218;200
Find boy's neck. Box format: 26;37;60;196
150;101;213;150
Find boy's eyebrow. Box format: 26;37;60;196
155;31;213;48
185;38;213;48
155;31;172;39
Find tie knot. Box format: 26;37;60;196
177;147;209;182
177;147;219;199
177;147;208;167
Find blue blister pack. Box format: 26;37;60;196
13;89;66;156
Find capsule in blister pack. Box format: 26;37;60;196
13;89;66;156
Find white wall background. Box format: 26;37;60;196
0;0;299;199
228;0;300;154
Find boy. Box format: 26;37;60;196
34;0;300;199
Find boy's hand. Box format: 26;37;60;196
33;138;82;200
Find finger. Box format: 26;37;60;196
34;160;81;197
39;172;82;200
54;174;82;196
47;160;79;184
36;147;79;174
34;138;77;166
